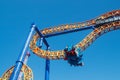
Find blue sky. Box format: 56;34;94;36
0;0;120;80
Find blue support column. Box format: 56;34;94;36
10;24;36;80
39;36;50;80
39;38;50;80
45;59;50;80
39;37;50;80
34;27;50;80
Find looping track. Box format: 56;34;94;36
0;64;33;80
29;10;120;60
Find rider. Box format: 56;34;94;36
64;45;84;66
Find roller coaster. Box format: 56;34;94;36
0;9;120;80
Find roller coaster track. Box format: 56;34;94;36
29;10;120;60
0;64;33;80
1;9;120;80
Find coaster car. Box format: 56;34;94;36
64;46;84;66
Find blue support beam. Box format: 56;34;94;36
44;26;94;38
34;27;49;47
9;24;36;80
34;27;50;80
45;59;50;80
45;47;50;80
